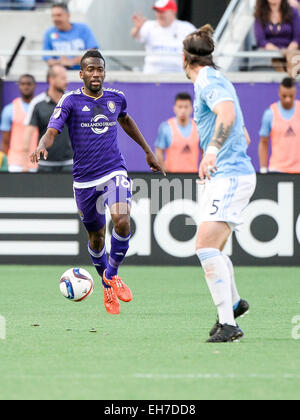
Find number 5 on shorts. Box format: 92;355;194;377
210;200;221;216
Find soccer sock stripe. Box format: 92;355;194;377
112;228;131;242
88;243;106;259
108;256;119;269
197;248;236;327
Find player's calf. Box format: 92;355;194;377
89;230;106;252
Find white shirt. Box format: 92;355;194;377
139;19;196;74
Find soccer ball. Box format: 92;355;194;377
60;268;94;302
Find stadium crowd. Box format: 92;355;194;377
0;0;55;10
255;0;300;76
0;0;300;173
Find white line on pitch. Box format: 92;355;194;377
133;373;300;380
1;373;300;380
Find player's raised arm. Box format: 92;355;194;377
118;113;166;176
199;101;236;180
30;128;59;164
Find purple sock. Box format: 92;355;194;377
106;229;130;280
88;243;109;288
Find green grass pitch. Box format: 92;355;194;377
0;265;300;400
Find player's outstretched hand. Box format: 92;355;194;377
199;153;218;181
146;151;166;176
30;147;48;164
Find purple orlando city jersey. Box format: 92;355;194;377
48;88;128;183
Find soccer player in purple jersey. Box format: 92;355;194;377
31;49;165;315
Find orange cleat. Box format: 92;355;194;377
103;270;133;303
102;285;120;315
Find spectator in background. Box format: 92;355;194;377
131;0;196;74
155;92;200;173
43;3;99;70
0;151;8;171
288;0;300;11
258;77;300;173
24;64;73;173
254;0;300;76
0;74;38;172
0;0;35;10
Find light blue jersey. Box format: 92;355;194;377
194;66;255;179
155;119;193;149
259;102;296;137
0;100;30;132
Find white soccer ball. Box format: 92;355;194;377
60;268;94;302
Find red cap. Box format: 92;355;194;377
153;0;178;13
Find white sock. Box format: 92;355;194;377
222;253;241;308
197;248;236;327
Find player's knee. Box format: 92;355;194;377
196;234;225;251
114;215;131;237
196;239;202;251
196;228;210;250
89;231;105;251
196;238;209;251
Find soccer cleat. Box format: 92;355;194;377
103;270;133;302
209;322;223;338
207;324;244;343
102;286;120;315
234;299;250;319
209;299;250;337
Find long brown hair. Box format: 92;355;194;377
183;24;218;69
255;0;293;25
